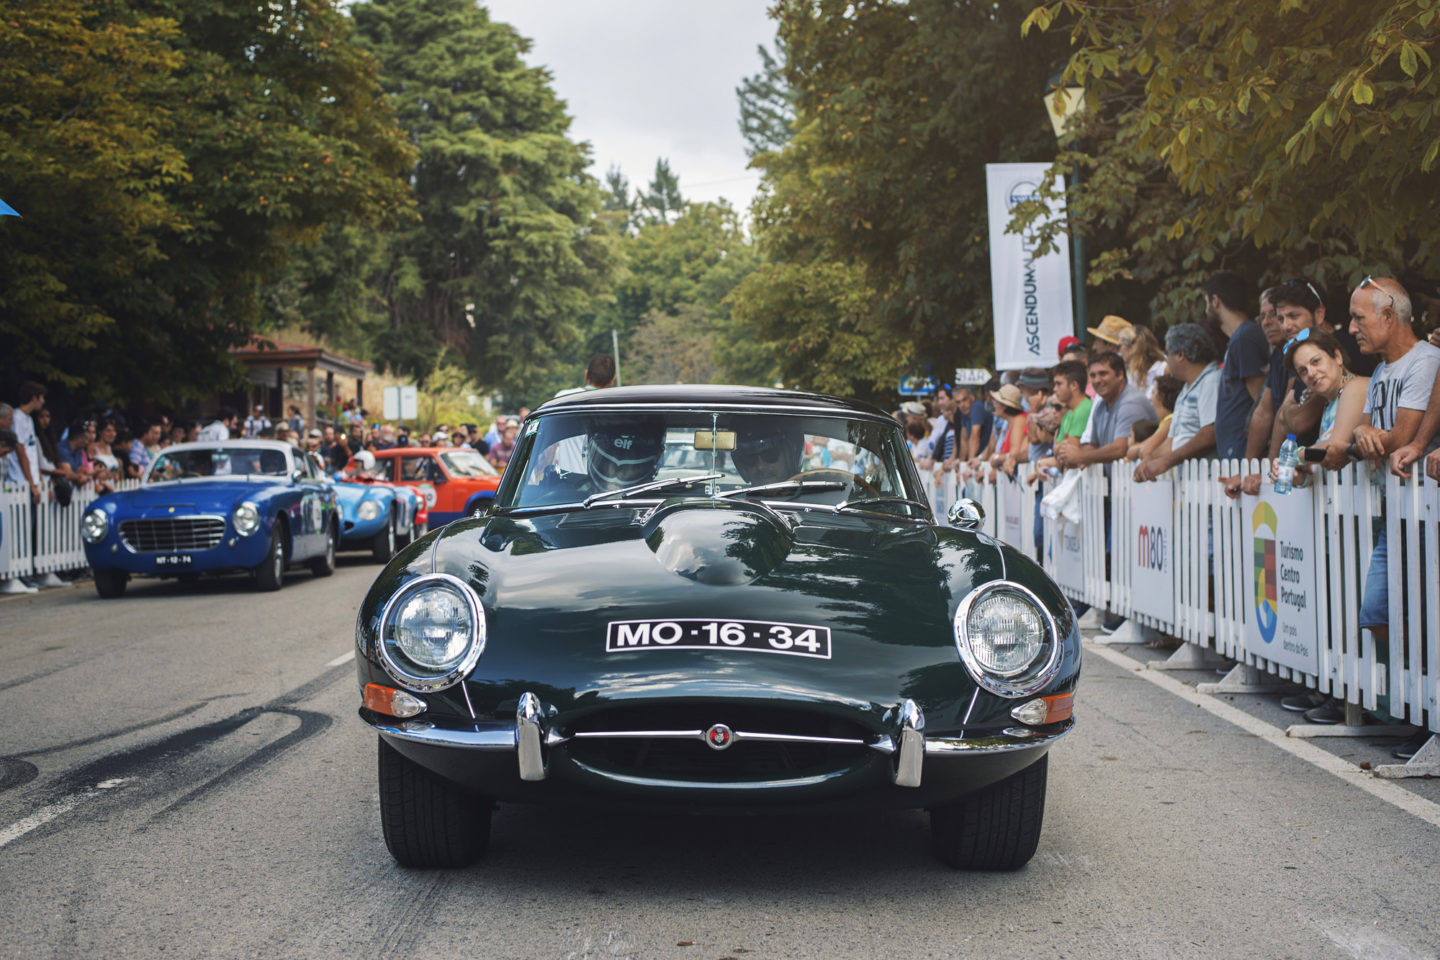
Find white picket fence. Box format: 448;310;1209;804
920;458;1439;736
0;479;143;585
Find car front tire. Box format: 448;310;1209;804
371;510;396;564
310;521;337;578
378;736;491;868
929;754;1047;870
93;570;128;599
254;526;285;592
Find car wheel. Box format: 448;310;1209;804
929;754;1047;870
254;526;285;592
310;521;337;578
378;736;491;868
93;570;128;599
371;510;397;563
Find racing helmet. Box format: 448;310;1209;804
353;450;376;472
586;419;665;488
731;419;804;484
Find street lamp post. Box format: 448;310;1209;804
1044;81;1087;341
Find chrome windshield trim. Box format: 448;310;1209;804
924;720;1074;755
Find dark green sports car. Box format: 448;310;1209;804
355;386;1079;870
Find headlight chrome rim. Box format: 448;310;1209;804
232;501;260;537
953;580;1062;698
81;508;109;544
376;573;485;693
357;499;382;522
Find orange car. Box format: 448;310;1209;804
370;446;502;526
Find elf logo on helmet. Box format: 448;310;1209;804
613;436;634;450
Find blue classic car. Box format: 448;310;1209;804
326;452;417;562
82;440;338;598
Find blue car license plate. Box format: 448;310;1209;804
155;554;194;568
605;618;831;659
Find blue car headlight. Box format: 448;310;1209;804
82;509;109;544
377;574;486;692
358;499;382;522
953;581;1061;698
233;502;260;537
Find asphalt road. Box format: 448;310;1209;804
2;561;1439;960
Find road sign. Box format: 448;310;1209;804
382;385;418;421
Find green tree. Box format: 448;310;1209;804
1020;0;1440;321
637;158;685;226
0;0;415;408
347;0;622;396
737;40;795;158
731;0;1069;402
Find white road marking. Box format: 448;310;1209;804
326;651;354;668
1085;642;1440;830
1318;920;1435;960
0;777;133;850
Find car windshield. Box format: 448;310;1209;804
148;446;290;482
496;410;925;514
439;449;499;478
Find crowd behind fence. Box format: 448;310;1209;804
921;461;1438;741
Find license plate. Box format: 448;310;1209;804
605;618;832;659
155;554;193;567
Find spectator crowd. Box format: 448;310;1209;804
894;274;1440;755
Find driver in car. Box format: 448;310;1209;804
539;418;666;501
730;421;804;486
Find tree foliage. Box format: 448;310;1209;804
1020;0;1440;323
344;0;622;396
636;158;686;227
0;0;415;407
731;0;1070;403
737;40;795;158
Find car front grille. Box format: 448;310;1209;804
119;516;226;553
563;704;874;783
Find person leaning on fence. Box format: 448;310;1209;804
1308;277;1440;729
986;384;1029;479
1267;326;1368;488
1031;361;1090;478
1056;353;1155;470
1128;374;1183;463
1135;324;1220;482
1389;329;1440;483
1206;271;1271;460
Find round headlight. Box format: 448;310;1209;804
954;581;1060;698
82;509;109;544
233;502;260;537
358;500;382;522
378;574;485;692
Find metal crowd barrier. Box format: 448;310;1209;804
920;457;1438;776
0;478;143;589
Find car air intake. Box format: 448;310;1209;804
119;517;226;553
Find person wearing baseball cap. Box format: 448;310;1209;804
1087;314;1133;354
1056;335;1081;360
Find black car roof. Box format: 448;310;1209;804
535;384;893;420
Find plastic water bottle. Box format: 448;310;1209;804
1043;466;1061;479
1274;434;1298;495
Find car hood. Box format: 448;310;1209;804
364;498;1074;730
104;478;279;516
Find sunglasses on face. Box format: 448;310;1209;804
733;446;782;467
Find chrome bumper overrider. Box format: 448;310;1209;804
372;695;1074;788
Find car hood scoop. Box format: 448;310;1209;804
641;499;793;586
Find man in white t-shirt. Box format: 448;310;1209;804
12;382;46;500
199;408;236;442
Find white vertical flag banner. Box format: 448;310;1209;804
985;163;1075;370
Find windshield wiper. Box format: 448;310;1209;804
715;480;847;500
835;496;931;518
582;472;726;508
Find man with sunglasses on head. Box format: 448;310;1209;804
1328;276;1440;727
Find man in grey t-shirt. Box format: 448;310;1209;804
1054;353;1155;468
1135;323;1220;481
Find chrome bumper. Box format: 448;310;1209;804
372;695;1074;788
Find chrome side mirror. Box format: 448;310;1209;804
948;497;984;531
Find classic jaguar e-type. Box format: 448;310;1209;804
355;386;1080;870
82;440;338;597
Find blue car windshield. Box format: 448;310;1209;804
148;447;290;482
498;410;924;512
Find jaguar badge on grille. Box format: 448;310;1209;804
704;724;733;751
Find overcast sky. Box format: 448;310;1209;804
482;0;778;212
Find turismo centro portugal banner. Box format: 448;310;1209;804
985;163;1075;371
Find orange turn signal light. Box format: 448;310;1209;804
364;683;426;719
1042;692;1074;724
